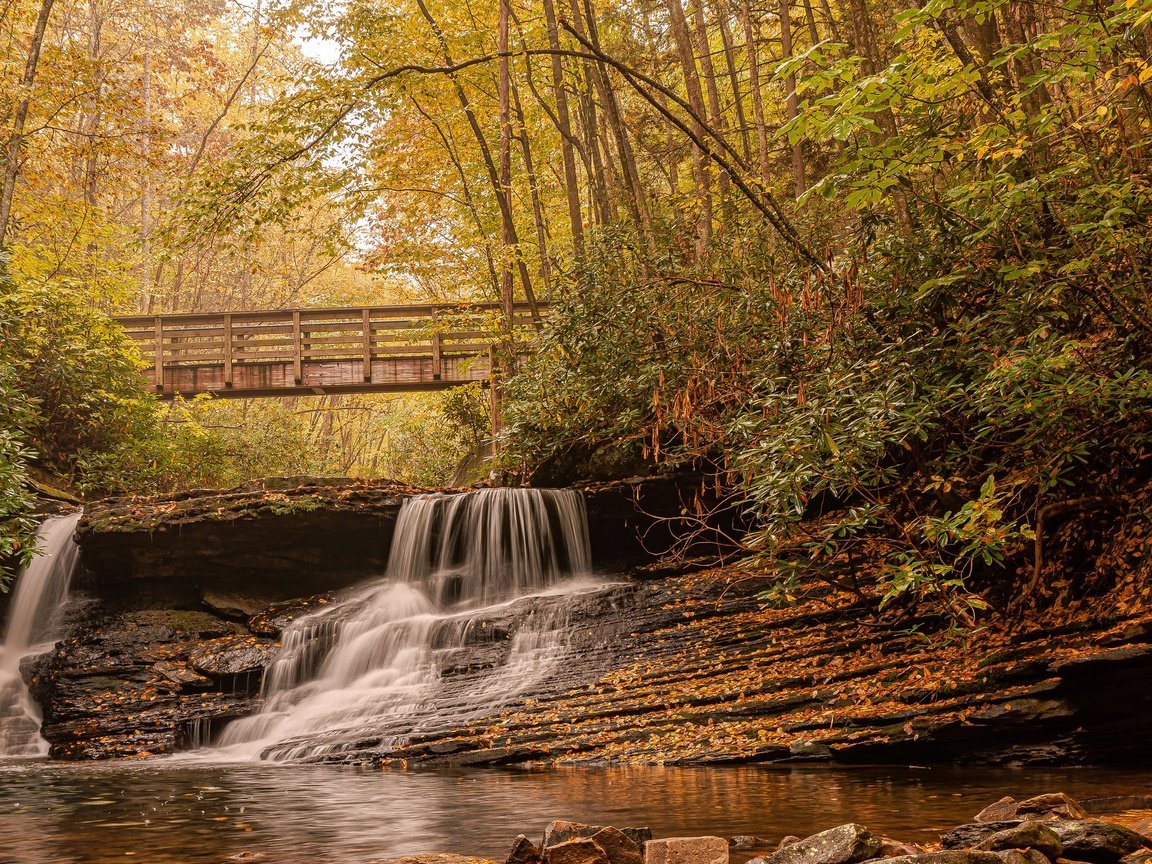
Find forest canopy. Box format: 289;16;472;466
2;0;1151;615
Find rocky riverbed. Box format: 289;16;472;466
422;793;1152;864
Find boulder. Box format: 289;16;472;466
1000;851;1052;864
643;837;728;864
545;840;610;864
1017;796;1089;822
762;824;883;864
974;821;1064;860
973;796;1088;826
977;800;1023;824
877;841;925;859
508;836;544;864
780;839;803;849
1047;821;1152;863
589;828;643;864
944;824;1026;850
201;591;269;621
543;822;650;850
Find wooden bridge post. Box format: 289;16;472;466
222;314;233;387
153;316;164;392
431;331;442;381
489;344;502;448
361;308;372;382
292;310;303;384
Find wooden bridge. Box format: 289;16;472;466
115;303;542;399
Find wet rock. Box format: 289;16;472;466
1132;821;1152;843
730;837;772;850
780;838;803;849
189;636;277;682
974;822;1064;860
247;593;338;637
870;852;1013;864
1000;850;1055;864
944;824;1025;850
201;591;269;621
788;740;833;761
151;661;211;689
877;841;925;859
543;822;650;850
643;837;728;864
762;824;883;864
590;828;643;864
1121;852;1152;864
1047;821;1152;863
545;839;610;864
507;835;543;864
1017;796;1089;822
977;800;1023;824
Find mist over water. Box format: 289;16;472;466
212;488;602;761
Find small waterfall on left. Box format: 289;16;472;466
0;512;81;757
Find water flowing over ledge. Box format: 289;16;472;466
210;488;607;762
0;513;81;757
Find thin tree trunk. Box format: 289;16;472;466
511;77;554;299
541;0;585;259
691;0;731;205
715;3;753;163
409;96;500;294
740;0;771;187
582;0;655;249
779;0;806;197
665;0;713;255
498;0;515;336
0;0;56;248
565;0;612;224
414;0;536;314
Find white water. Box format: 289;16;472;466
0;512;82;757
213;488;596;761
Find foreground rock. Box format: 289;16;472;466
757;824;883;864
643;837;727;864
973;822;1063;860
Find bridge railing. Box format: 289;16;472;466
115;302;544;397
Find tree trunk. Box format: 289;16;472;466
0;0;56;248
582;0;655;249
690;0;731;204
541;0;585;259
740;0;771;187
779;0;806;197
715;2;753;163
665;0;713;255
498;0;515;335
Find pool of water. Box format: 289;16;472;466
1;761;1149;864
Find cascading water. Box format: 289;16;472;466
0;512;81;757
213;488;598;761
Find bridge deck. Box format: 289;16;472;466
115;303;541;399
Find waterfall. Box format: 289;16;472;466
0;512;82;758
213;488;595;761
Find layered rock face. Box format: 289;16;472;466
23;478;1152;763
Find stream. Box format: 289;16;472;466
2;761;1150;864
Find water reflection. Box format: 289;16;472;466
1;760;1149;864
